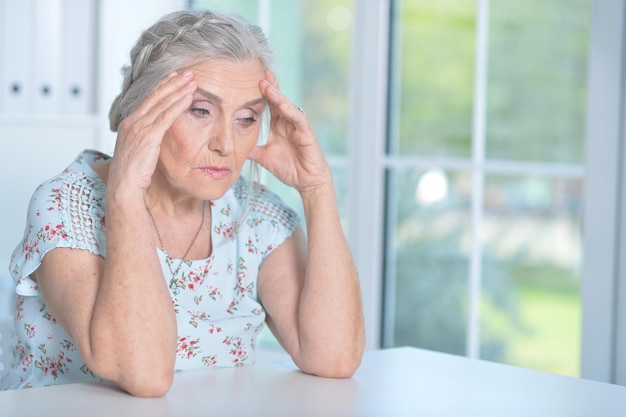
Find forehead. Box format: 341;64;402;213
187;59;265;103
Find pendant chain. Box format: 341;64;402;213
146;200;207;286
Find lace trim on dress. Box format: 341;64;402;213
251;196;298;227
67;176;102;253
233;179;299;229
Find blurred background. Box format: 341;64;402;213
1;0;624;384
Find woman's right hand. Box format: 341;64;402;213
33;71;198;397
107;70;197;194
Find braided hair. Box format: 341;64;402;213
108;10;274;132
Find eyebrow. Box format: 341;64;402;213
195;88;265;108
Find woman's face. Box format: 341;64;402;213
156;58;266;201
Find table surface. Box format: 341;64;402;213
2;347;626;417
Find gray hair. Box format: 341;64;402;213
109;10;274;228
108;9;274;131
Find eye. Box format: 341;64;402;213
235;108;259;127
239;116;257;126
189;100;214;118
191;108;210;117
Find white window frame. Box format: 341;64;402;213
351;0;626;386
347;0;390;350
581;0;626;385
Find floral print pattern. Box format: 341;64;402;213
0;150;299;390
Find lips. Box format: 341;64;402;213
201;166;230;180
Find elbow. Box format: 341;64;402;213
88;357;175;398
301;356;362;379
298;345;364;379
122;380;172;398
320;361;361;379
121;371;174;397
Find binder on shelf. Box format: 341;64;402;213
31;0;62;115
1;0;32;114
60;0;96;115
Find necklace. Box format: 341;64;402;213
146;200;207;291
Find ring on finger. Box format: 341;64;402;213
297;106;305;114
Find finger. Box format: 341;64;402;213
121;82;195;142
149;91;194;135
264;69;279;89
132;71;196;122
151;70;178;89
261;81;309;127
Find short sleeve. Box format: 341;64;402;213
9;171;106;296
237;181;301;260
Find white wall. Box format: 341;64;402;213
97;0;188;152
0;0;186;316
0;118;99;314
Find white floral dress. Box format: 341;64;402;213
0;150;299;390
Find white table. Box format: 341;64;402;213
1;347;625;416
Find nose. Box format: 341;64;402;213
207;121;234;154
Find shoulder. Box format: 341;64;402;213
29;150;107;216
210;177;300;258
232;177;300;231
10;151;109;281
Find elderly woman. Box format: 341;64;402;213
0;9;364;396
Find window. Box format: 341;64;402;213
189;0;626;381
383;0;589;377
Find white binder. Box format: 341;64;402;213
1;0;32;114
60;0;96;115
31;0;62;114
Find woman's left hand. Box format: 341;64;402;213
253;72;365;378
248;71;333;195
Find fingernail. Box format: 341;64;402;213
182;70;193;78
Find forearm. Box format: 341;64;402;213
89;192;177;395
296;182;365;376
254;73;364;375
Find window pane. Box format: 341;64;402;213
190;0;258;20
480;175;583;376
300;1;352;155
486;1;590;163
385;0;589;378
384;168;472;354
388;0;476;157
